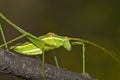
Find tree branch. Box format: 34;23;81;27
0;49;95;80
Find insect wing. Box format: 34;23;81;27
10;42;42;55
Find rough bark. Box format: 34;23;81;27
0;49;95;80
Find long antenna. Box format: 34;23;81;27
70;37;120;63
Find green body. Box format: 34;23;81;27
10;32;71;55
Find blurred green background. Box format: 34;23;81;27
0;0;120;80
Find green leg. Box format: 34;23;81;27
41;52;60;77
0;24;24;80
0;24;8;50
0;34;27;48
0;13;28;35
78;42;86;73
42;52;45;77
71;42;86;73
82;43;85;73
52;51;60;68
54;55;60;68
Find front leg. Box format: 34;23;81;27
72;41;86;73
82;43;85;73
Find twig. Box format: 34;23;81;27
0;49;95;80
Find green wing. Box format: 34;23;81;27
10;42;43;55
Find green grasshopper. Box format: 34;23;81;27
9;32;120;74
0;13;120;76
10;32;71;55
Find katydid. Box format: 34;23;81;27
9;32;120;73
10;32;71;55
0;13;120;75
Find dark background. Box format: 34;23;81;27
0;0;120;80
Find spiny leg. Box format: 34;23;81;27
0;24;8;50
